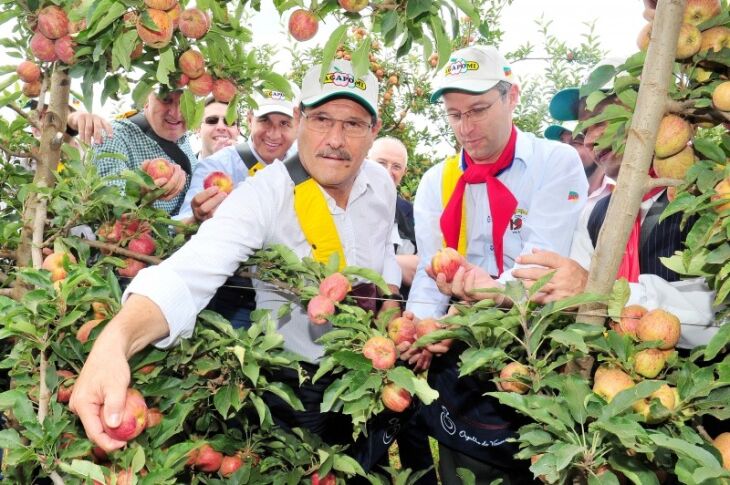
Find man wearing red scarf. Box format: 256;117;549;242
403;45;588;483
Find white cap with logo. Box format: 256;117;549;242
251;86;297;118
300;59;379;118
430;45;515;103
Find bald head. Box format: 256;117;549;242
369;137;408;186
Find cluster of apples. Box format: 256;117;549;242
25;4;80;72
185;443;259;477
306;272;352;325
591;307;681;422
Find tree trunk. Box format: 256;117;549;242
13;67;70;296
578;0;686;325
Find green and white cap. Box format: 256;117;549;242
251;85;297;118
430;45;515;103
300;59;379;118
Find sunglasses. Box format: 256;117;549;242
203;115;238;127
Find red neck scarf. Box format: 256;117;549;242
440;126;518;275
616;168;665;282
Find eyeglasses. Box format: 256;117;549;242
301;112;372;138
445;105;493;124
204;116;238;127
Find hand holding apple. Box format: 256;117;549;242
202;171;234;194
141;159;186;200
191;186;228;222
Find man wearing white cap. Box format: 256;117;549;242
177;88;298;223
69;60;403;464
402;45;587;483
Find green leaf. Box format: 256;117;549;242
549;328;589;354
406;0;430;18
704;322;730;361
601;380;664;419
458;347;506;377
456;467;475;485
429;17;451;76
332;453;365;476
351;38;371;79
580;64;617;97
332;350;371;371
265;381;304;411
562;375;590;424
342;266;390;295
319;25;348;83
694;137;727;164
156;47;175;86
386;366;439;404
607;278;630;321
58;459;106;482
321;378;349;412
213;382;236;417
546;442;583;471
111;30;138;71
649;433;725;470
85;0;125;38
0;428;22;449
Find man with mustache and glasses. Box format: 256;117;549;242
178;88;298;223
69;60;404;470
92;90;194;215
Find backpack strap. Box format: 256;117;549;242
235;142;265;176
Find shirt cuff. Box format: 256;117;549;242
122;265;200;348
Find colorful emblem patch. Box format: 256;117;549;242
568;191;580;202
444;58;479;76
324;70;367;91
262;89;286;100
503;66;512;77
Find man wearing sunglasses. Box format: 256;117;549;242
93;90;194;215
177;88;297;223
400;45;587;483
70;60;404;470
196;97;240;160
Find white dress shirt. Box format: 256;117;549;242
569;191;717;349
176;139;298;220
407;130;588;318
125;160;401;362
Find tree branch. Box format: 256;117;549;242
0;143;36;160
579;0;686;325
8;102;40;130
0;288;15;297
74;238;163;265
32;199;46;269
644;177;683;191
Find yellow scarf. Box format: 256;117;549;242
441;155;467;256
248;162;264;177
286;156;346;270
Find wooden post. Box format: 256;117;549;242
578;0;686;324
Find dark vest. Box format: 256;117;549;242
587;191;688;282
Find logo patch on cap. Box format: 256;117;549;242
503;66;512;77
262;89;286;100
444;58;479;76
324;69;367;91
568;191;580;202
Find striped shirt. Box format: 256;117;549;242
92;117;197;215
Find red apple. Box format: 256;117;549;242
318;272;351;303
430;247;465;282
311;471;336;485
288;9;318;42
362;335;397;370
194;443;223;472
143;157;174;180
219;454;243;477
56;369;75;403
128;233;156;255
307;295;335;325
42;251;77;282
117;258;147;278
203;171;234;194
387;316;417;345
415;318;441;339
381;383;412;412
101;388;148;442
